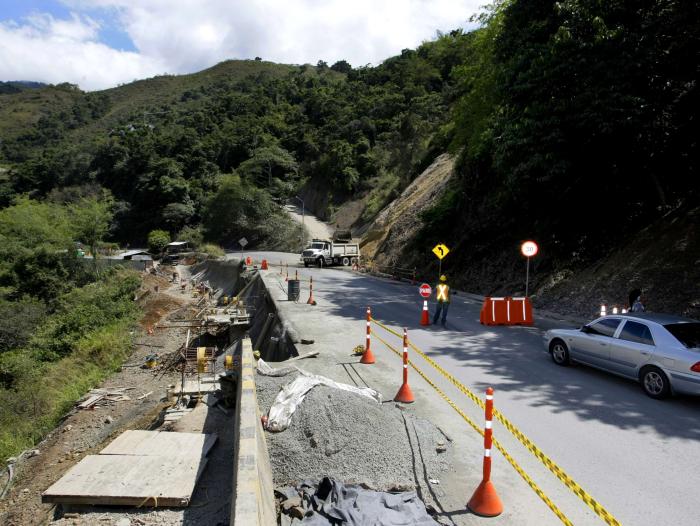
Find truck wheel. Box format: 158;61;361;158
342;257;350;266
304;262;309;268
316;258;324;268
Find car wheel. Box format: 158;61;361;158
640;366;670;399
550;339;570;366
342;257;350;266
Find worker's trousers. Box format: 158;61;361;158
433;302;449;326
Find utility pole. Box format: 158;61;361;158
295;196;305;251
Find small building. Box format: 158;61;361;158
110;250;153;261
166;241;190;254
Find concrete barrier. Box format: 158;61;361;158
230;338;275;526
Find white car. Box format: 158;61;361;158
544;313;700;399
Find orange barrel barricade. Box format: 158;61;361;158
510;297;533;325
480;297;509;325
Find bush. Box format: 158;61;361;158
200;243;225;259
0;298;47;353
147;229;170;254
177;225;204;249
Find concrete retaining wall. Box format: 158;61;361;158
230;338;275;526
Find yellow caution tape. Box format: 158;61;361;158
371;318;621;526
371;330;573;526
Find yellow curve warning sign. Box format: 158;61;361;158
432;243;450;260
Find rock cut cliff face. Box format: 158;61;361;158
360;153;455;268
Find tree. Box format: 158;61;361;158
147;230;170;254
331;60;352;74
69;193;114;268
237;146;298;194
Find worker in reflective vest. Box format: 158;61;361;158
433;275;450;326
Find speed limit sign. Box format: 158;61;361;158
521;241;539;258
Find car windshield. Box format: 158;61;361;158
664;322;700;348
310;243;324;249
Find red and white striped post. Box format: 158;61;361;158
307;276;315;304
394;328;415;403
360;306;376;364
467;387;503;517
285;263;289;281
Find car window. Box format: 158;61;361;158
664;322;700;348
588;318;621;337
618;321;655;345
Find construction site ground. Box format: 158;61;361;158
0;272;235;526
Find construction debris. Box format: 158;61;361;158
77;388;134;409
42;430;217;508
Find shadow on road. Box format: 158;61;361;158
308;270;700;442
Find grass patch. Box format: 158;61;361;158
0;270;141;460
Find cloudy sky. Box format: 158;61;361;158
0;0;482;91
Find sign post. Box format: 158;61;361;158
432;243;450;279
520;241;539;297
238;237;248;265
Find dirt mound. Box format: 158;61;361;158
361;154;454;266
256;373;453;492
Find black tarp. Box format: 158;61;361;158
279;477;439;526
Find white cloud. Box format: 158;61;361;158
1;0;482;90
0;12;167;90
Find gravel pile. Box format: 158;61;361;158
256;372;453;492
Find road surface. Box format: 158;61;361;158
235;251;700;526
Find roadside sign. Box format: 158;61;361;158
520;240;538;297
239;237;248;248
432;244;450;260
419;283;432;298
521;241;538;257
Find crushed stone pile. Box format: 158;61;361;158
256;372;453;492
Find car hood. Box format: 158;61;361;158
547;328;583;338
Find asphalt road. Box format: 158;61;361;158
239;251;700;526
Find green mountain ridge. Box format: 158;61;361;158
0;0;698;315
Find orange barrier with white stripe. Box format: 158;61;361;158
480;296;533;325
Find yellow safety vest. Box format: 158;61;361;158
436;283;450;302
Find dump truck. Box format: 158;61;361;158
301;235;360;267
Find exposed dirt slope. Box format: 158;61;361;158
360;153;454;266
533;204;700;319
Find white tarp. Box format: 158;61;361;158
258;360;382;432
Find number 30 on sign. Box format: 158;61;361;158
521;241;538;257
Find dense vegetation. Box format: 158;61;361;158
416;0;698;279
0;198;141;459
0;31;472;248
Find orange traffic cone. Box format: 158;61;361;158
261;259;268;270
420;300;430;326
394;328;415;403
467;387;503;517
360;306;376;364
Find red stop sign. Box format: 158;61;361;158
419;283;432;298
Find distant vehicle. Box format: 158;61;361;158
544;313;700;399
301;237;360;268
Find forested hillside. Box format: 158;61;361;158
0;0;698;309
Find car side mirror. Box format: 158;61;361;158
581;325;591;334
